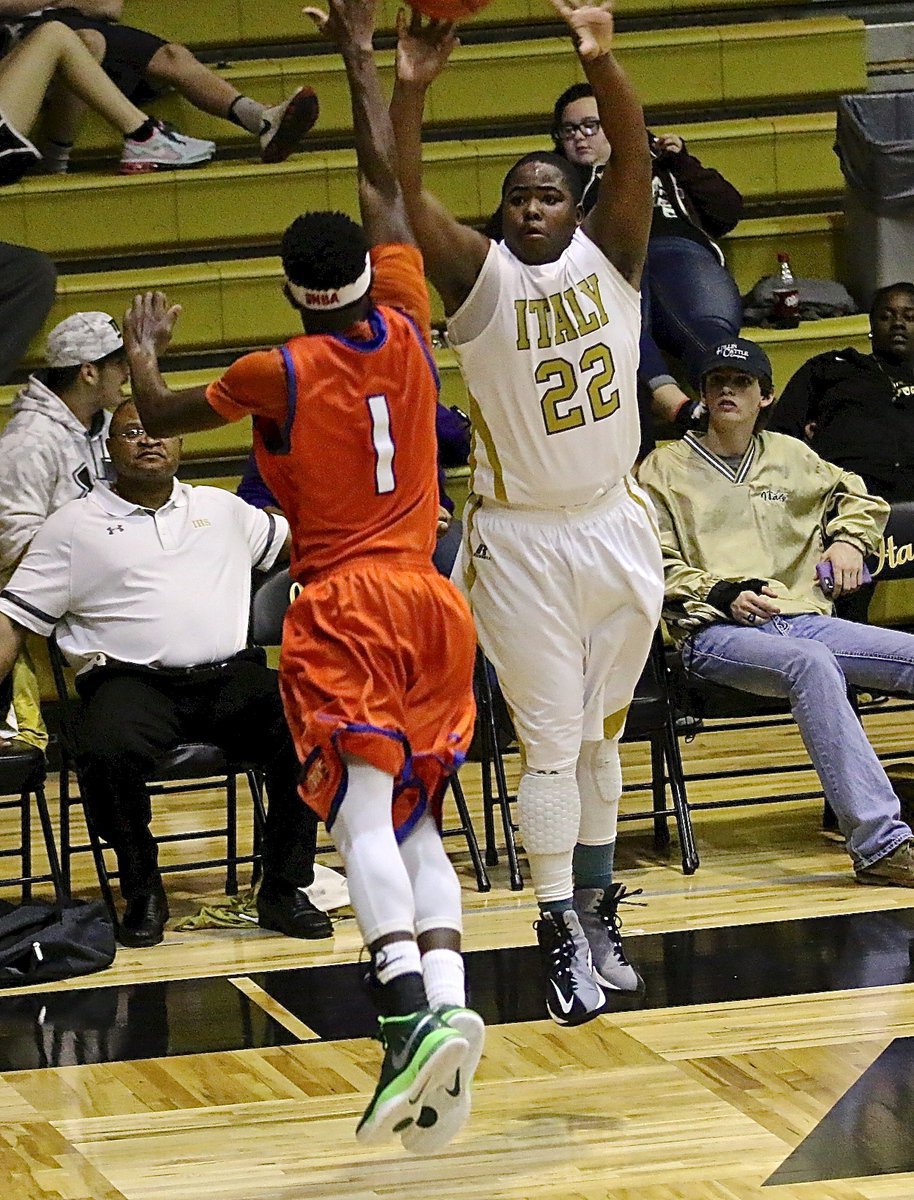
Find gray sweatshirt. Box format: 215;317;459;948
0;375;111;579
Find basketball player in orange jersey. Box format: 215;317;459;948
122;0;482;1156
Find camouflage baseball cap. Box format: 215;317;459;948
46;312;124;368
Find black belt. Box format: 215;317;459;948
76;647;266;696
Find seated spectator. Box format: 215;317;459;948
0;311;124;748
0;19;214;181
768;282;914;503
551;82;744;430
0;399;333;948
638;336;914;889
0;242;55;383
0;1;318;173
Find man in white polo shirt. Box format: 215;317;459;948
0;399;332;948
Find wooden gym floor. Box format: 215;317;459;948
3;704;914;1200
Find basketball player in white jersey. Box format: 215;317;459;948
392;0;664;1025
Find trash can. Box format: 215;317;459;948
836;91;914;307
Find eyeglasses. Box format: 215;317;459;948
556;118;601;141
111;425;155;442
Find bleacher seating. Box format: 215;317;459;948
0;0;874;493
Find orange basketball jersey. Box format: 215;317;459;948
206;245;440;582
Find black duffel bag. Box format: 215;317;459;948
0;897;116;986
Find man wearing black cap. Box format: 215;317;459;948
638;336;914;888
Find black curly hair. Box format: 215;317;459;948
870;281;914;318
281;210;369;293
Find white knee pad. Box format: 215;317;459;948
576;737;622;846
517;766;581;855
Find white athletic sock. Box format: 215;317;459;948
374;939;422;986
422;948;466;1008
229;94;267;136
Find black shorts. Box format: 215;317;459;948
0;113;40;187
23;9;167;103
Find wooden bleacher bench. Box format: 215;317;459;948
2;113;845;261
64;18;864;155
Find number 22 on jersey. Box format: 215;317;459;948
535;343;619;436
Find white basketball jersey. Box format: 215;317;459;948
447;227;642;509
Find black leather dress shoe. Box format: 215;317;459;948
257;885;333;939
118;886;169;948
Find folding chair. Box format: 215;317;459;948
48;640;267;926
251;567;490;892
476;633;700;884
0;740;66;902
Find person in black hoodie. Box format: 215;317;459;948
550;82;744;433
769;282;914;503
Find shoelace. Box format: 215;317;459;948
536;919;581;991
597;887;645;962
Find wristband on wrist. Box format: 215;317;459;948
673;398;702;429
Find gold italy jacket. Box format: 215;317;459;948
637;430;889;641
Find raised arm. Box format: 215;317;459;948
391;11;489;314
124;291;229;437
553;0;651;288
305;0;410;246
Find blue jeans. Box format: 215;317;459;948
639;235;743;389
687;614;914;869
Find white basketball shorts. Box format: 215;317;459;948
457;476;664;771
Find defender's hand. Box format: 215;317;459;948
303;0;377;49
546;0;614;60
395;8;459;88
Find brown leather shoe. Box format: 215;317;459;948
856;840;914;888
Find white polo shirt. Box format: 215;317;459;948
0;481;288;672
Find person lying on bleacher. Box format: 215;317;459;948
0;18;214;180
0;312;124;750
638;336;914;889
769;282;914;504
0;0;318;173
0;399;333;948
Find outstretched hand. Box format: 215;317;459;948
546;0;614;60
123;292;181;359
302;0;376;49
395;8;458;88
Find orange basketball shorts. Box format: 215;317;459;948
278;560;477;839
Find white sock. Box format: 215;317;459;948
374;939;422;985
422;948;465;1008
229;94;267;136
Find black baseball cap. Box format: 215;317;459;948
698;338;772;383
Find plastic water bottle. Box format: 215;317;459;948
771;252;800;328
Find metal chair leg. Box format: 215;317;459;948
33;779;68;904
650;737;670;850
449;772;490;893
20;787;32;902
226;773;238;896
663;721;699;875
476;652;523;891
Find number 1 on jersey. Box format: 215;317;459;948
367;394;396;494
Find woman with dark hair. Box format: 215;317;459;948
552;81;744;429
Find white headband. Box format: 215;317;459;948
286;255;372;311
